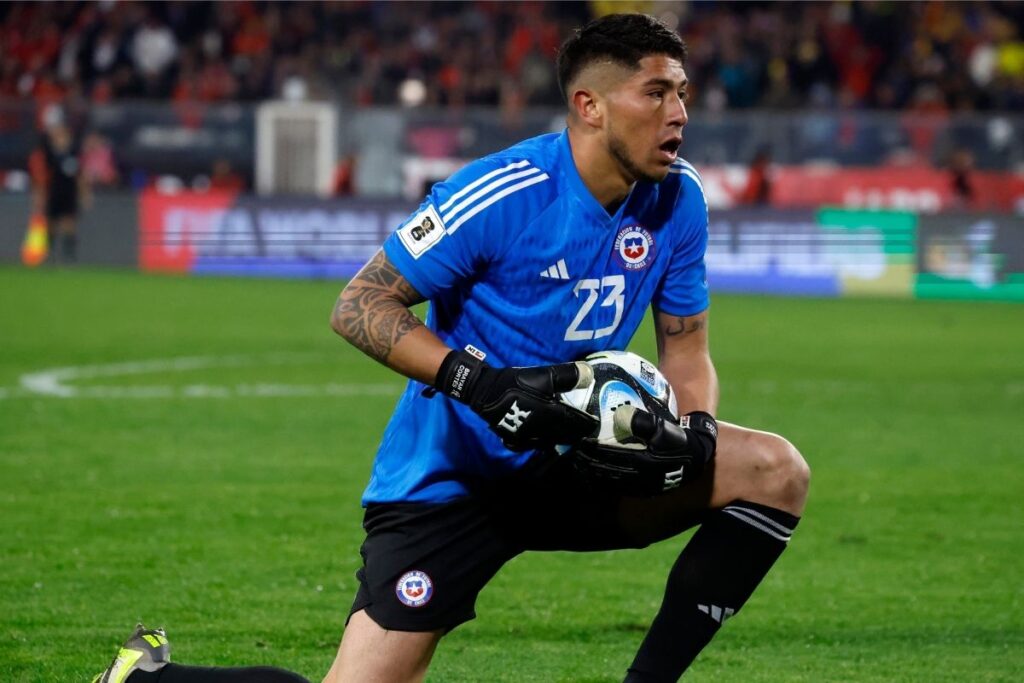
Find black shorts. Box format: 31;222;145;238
349;453;650;633
46;189;78;221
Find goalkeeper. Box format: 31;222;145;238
95;13;808;683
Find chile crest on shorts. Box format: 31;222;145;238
614;225;655;270
396;570;434;607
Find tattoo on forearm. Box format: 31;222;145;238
333;251;425;362
663;317;706;337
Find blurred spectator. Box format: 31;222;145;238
333;154;356;196
739;147;773;206
209;158;244;192
949;148;977;209
31;106;90;263
132;9;178;97
80;131;118;187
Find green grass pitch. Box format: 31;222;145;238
1;266;1022;682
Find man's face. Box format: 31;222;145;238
602;55;689;184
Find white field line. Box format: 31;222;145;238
1;355;1020;401
2;354;403;400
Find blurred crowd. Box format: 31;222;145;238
2;0;1023;113
685;1;1024;112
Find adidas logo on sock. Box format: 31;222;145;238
540;259;570;280
697;604;735;623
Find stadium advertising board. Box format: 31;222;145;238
706;209;916;297
686;167;1024;213
915;213;1024;301
140;193;1020;301
139;189;414;277
773;167;1024;214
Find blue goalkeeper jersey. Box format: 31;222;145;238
364;130;709;504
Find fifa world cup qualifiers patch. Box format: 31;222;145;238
397;204;446;259
395;570;434;607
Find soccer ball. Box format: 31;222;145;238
559;350;678;451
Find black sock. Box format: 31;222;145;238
625;501;800;682
130;663;310;683
62;234;77;261
45;226;58;265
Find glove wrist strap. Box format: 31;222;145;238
434;349;487;403
682;410;718;441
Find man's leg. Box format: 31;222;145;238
618;421;811;681
99;611;440;683
324;500;519;682
322;609;443;683
94;624;310;683
57;215;78;262
130;666;309;683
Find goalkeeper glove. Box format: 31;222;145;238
571;406;718;496
433;349;598;451
617;406;718;471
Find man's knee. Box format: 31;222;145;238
748;434;810;513
326;609;440;683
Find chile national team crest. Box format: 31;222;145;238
396;570;434;607
614;225;655;271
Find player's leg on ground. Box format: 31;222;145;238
618;422;811;682
94;624;311;683
323;609;443;683
130;665;310;682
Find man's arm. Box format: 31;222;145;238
330;249;450;384
654;307;719;416
330;248;598;450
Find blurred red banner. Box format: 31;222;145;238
697;166;1024;213
139;188;238;272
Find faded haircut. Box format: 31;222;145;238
556;13;688;103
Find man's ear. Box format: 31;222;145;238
570;87;603;129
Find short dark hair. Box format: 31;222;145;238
556;14;688;103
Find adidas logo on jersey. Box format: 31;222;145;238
540;259;570;280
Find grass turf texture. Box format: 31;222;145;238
1;266;1021;682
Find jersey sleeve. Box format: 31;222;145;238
382;157;551;300
653;166;710;317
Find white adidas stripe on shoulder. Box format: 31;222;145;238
438;159;532;213
669;158;707;209
442;165;545;224
445;172;550;234
671;157;700;173
669;159;703;183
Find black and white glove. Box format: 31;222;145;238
433;349;599;451
572;406;718;497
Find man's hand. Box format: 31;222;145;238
616;406;718;468
571;406;718;497
434;349;598;451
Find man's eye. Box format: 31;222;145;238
648;91;664;99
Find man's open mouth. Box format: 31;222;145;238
658;138;682;159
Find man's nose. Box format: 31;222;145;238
668;94;687;128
